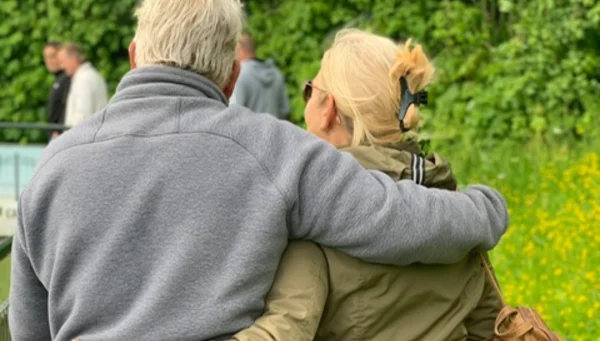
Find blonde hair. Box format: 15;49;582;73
133;0;244;88
319;29;434;146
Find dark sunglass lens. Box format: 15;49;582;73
303;83;313;102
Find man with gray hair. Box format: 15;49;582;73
10;1;508;340
230;33;290;120
57;43;108;127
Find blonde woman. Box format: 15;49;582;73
231;29;503;341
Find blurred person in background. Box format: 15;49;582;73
43;42;71;139
57;42;108;128
230;33;290;120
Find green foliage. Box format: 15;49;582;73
2;0;599;147
0;0;137;143
247;0;600;148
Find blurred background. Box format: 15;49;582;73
0;0;599;340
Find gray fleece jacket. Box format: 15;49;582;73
10;66;508;341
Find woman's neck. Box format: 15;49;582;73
324;126;352;149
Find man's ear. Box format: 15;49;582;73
224;60;241;99
128;41;137;69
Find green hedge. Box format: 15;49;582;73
247;0;600;148
0;0;137;143
2;0;600;146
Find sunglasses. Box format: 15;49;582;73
303;81;326;103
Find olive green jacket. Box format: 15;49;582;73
232;142;502;341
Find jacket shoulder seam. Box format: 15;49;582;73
22;131;291;211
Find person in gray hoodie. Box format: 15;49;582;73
9;1;508;341
230;33;291;120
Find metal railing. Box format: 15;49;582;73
0;122;69;133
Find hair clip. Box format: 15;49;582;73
415;91;428;106
398;77;428;132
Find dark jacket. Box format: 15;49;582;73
47;71;71;135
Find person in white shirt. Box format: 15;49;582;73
57;43;108;127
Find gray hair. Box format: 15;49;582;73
133;0;244;88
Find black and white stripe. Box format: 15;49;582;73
411;154;426;185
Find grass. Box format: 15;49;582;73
0;257;9;301
440;141;600;341
0;141;597;339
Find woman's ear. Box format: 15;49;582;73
128;41;137;69
320;94;338;131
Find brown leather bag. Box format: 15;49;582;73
480;255;564;341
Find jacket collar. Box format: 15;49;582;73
340;141;457;190
111;65;228;105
